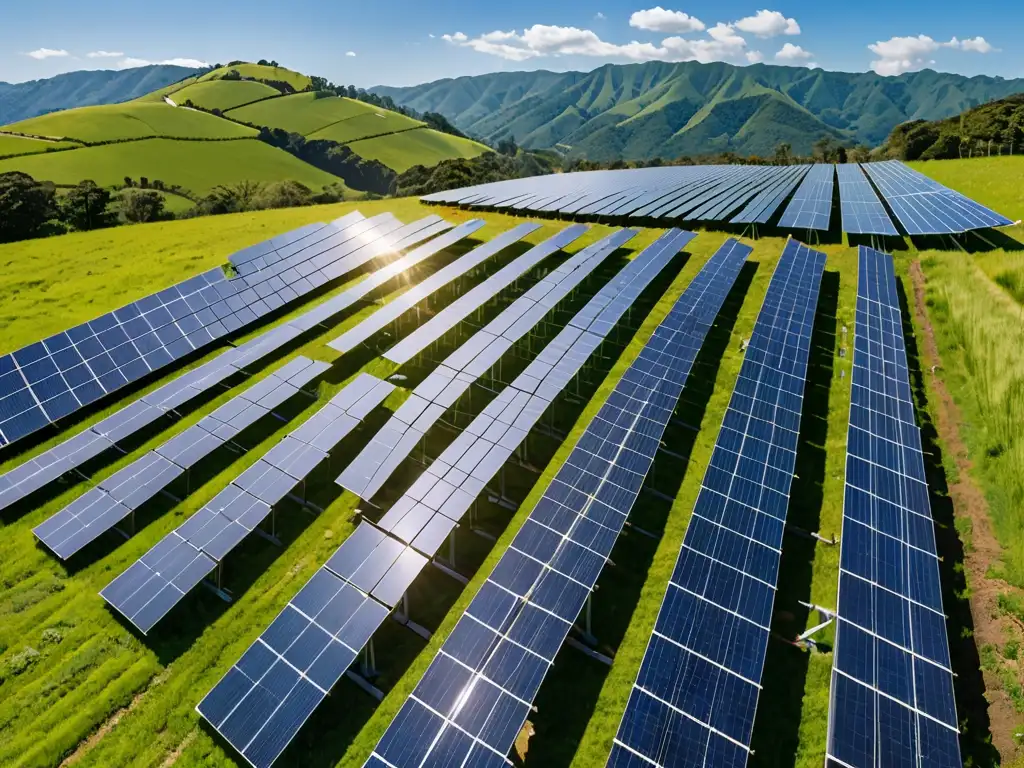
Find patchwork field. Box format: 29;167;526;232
1;102;257;143
0;134;79;158
0;157;1018;768
169;80;280;111
0;138;343;196
346;127;490;172
227;92;422;137
197;62;313;92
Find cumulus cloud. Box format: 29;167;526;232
117;56;209;69
87;50;124;58
345;51;357;57
868;34;997;75
629;7;705;34
26;48;69;60
746;50;765;64
775;42;812;60
734;9;800;37
442;21;758;64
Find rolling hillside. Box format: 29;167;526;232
0;61;495;205
883;93;1024;160
0;64;199;124
2;101;257;142
372;60;1024;159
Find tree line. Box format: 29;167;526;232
881;94;1024;161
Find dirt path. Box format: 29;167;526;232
910;260;1021;761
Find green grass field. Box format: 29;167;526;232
346;127;490;172
308;112;424;144
0;134;79;158
0;138;343;197
0;158;1019;768
134;75;204;104
1;102;256;143
227;92;418;137
169;80;280;111
198;63;312;92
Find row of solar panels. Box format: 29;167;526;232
6;211;958;767
422;159;1012;237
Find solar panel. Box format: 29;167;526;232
101;373;393;634
0;215;463;513
198;229;695;768
862;159;1013;235
33;357;331;560
778;164;835;231
339;228;639;500
837;164;899;236
732;165;812;225
384;223;589;364
608;238;825;768
825;246;960;768
328;222;541;354
367;238;750;768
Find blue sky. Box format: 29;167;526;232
1;0;1018;86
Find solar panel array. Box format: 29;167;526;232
420;161;1007;238
837;164;899;236
101;373;393;634
826;247;960;767
366;238;750;768
0;212;420;447
0;216;468;515
778;164;836;231
383;223;589;365
197;228;694;768
862;159;1013;235
608;239;826;768
339;227;639;500
328;222;542;354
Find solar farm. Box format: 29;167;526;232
0;160;1018;768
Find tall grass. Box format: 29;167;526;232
923;251;1024;583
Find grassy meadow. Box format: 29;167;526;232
0;134;79;158
346;128;490;173
198;63;313;92
0;138;344;196
1;102;256;143
0;156;1019;768
227;93;422;137
169;80;280;111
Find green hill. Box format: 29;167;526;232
227;92;417;135
882;93;1024;160
168;79;280;111
0;138;342;195
0;64;200;124
346;128;489;173
198;62;312;92
0;134;78;158
1;101;256;142
371;60;1024;159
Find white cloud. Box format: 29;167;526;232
87;50;124;58
775;42;812;60
595;11;606;20
428;33;436;38
868;34;996;75
734;9;800;37
345;51;357;57
746;50;765;64
960;36;995;53
629;7;705;34
26;48;69;60
117;56;209;69
443;21;760;65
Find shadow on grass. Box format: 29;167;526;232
514;261;759;768
896;278;999;768
750;269;838;766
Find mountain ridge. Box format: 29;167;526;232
371;60;1024;159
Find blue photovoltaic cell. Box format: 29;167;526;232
0;215;467;514
609;238;825;768
837;165;899;236
100;373;393;634
365;237;751;768
825;247;960;768
862;159;1013;235
0;212;445;447
778;164;835;231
